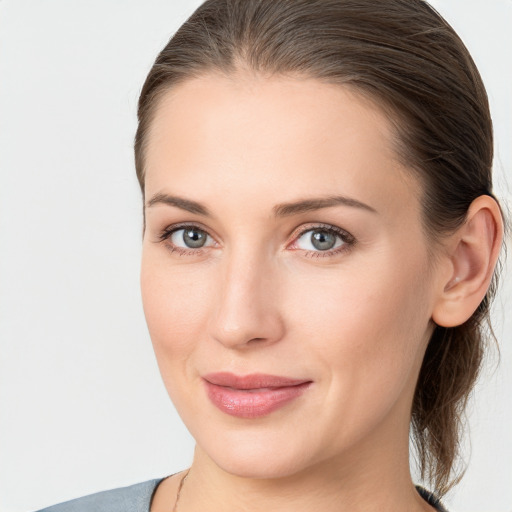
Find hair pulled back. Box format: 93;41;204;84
135;0;503;495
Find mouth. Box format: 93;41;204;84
202;372;313;418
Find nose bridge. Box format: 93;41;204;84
208;241;283;349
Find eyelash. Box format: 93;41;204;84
156;222;356;258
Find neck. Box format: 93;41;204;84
177;432;433;512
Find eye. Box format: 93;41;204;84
158;224;216;254
290;224;355;256
171;227;211;248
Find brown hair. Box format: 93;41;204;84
134;0;504;495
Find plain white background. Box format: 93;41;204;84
0;1;510;511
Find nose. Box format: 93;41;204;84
207;247;285;350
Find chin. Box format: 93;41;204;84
196;428;319;480
213;453;308;480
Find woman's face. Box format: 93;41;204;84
141;74;441;478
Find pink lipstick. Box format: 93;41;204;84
203;372;312;418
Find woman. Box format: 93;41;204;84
35;0;505;511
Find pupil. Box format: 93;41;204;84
183;229;206;248
311;230;336;250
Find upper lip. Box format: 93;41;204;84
203;372;311;390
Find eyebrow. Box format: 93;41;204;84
146;193;211;216
145;192;377;217
273;195;377;217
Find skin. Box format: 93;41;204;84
140;73;494;512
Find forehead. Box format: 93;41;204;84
144;73;421;219
146;72;395;164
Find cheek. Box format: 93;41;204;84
140;250;213;365
284;250;432;395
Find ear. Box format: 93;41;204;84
432;195;504;328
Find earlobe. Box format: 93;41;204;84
432;195;504;328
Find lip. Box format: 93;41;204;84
203;372;312;418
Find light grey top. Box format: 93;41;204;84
34;478;166;512
33;478;448;511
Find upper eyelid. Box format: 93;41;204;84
289;223;354;245
160;222;216;239
291;222;349;237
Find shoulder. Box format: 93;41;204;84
34;477;166;512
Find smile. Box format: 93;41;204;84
202;372;312;418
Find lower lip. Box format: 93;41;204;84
203;380;312;418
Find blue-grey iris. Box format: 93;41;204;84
183;228;207;248
311;230;336;250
